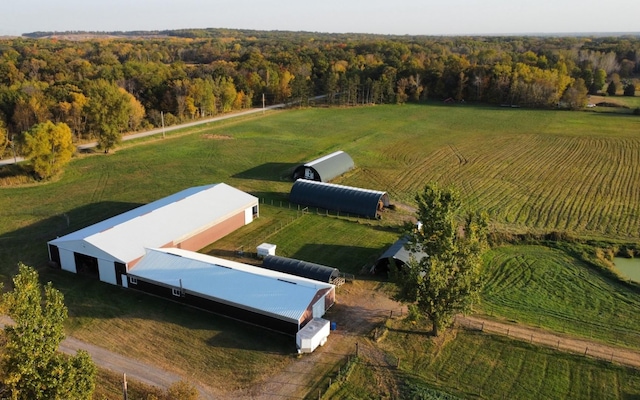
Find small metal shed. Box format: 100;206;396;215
373;236;428;275
262;255;340;283
292;150;354;182
256;243;277;258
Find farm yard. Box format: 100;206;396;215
1;103;640;398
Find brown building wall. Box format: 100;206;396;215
299;287;336;328
177;210;247;251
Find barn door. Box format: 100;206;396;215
114;262;127;287
304;168;315;180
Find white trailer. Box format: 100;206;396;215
296;318;330;353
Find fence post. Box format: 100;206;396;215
585;347;588;356
530;334;533;343
481;322;484;331
506;328;509;336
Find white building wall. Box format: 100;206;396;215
58;249;77;273
312;296;326;318
244;206;254;224
98;259;117;285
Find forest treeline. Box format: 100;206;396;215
0;29;639;156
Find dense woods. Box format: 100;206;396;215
0;29;639;157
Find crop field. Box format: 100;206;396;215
1;103;640;396
480;245;640;348
380;321;640;400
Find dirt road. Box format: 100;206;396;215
6;285;640;399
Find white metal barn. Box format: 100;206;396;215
128;248;336;336
47;183;259;287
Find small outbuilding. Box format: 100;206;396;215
128;248;336;336
373;236;428;275
47;183;259;287
292;150;354;182
289;179;390;219
256;243;277;258
262;255;340;284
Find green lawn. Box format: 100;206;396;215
1;104;640;396
480;245;640;348
378;320;640;400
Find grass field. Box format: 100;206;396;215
378;320;640;400
480;245;640;348
1;103;640;396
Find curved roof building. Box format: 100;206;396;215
292;151;354;182
289;180;389;219
373;236;428;275
262;255;340;283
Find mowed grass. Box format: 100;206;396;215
206;204;403;275
0;104;639;395
379;320;640;400
480;245;640;348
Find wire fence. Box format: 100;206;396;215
457;316;640;368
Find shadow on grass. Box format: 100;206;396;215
233;162;299;182
0;201;143;281
293;243;386;278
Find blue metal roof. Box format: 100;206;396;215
130;248;334;323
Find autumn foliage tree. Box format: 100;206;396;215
1;264;96;399
393;183;489;336
22;121;75;179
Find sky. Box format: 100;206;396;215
2;0;640;37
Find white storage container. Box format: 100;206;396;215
296;318;330;353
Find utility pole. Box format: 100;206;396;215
10;135;16;163
122;373;128;400
161;111;166;139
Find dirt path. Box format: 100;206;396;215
7;285;640;399
224;280;404;399
0;316;219;400
457;315;640;368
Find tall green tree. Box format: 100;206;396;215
22;121;75;179
1;263;96;399
85;79;132;153
393;183;489;336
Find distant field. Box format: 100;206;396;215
481;245;640;348
1;103;639;395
